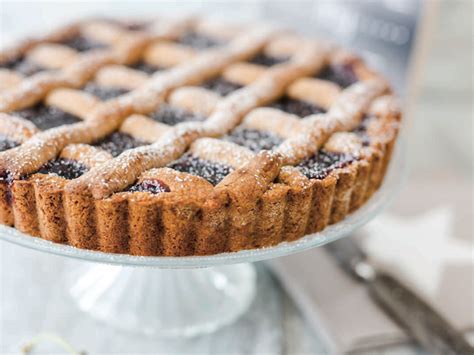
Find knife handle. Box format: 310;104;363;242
369;273;473;355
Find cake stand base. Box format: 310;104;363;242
64;262;256;337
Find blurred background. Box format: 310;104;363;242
1;1;472;354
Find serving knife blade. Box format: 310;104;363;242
326;237;473;355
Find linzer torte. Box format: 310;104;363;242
0;17;401;256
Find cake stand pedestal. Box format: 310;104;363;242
64;263;256;337
0;144;404;338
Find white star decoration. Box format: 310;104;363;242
360;206;473;298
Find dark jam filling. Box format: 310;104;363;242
130;60;162;75
0;135;20;152
149;104;204;126
200;77;242;96
178;32;222;49
297;150;356;180
269;96;325;117
14;104;82;130
37;158;88;180
224;127;283;152
168;153;233;186
0;56;46;76
248;53;288;67
128;178;170;194
60;35;107;52
83;83;129;101
317;64;358;89
0;170;14;205
93;132;147;157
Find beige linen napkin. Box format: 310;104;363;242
270;206;474;354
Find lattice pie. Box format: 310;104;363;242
0;17;401;256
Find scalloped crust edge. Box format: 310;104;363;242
0;123;399;256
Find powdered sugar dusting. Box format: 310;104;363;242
276;79;387;165
224;127;282;152
168;153;233;186
37;157;89;179
297;150;355;180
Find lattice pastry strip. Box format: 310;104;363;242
94;64;150;90
144;41;198;68
0;113;39;143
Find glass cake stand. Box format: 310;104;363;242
0;143;405;338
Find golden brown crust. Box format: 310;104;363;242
0;183;14;226
63;189;98;250
329;165;358;224
161;195;200;256
34;175;68;243
253;184;288;248
96;194;129;253
306;176;337;233
278;167;313;241
194;192;228;255
0;17;402;256
11;180;40;236
215;151;282;251
349;159;371;212
128;194;164;256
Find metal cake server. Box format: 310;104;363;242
326;237;473;355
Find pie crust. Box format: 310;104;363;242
0;17;401;256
